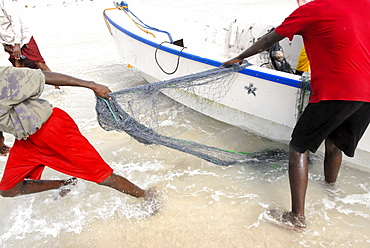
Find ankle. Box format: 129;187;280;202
62;177;78;187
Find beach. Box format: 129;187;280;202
0;1;370;247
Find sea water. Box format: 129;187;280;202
0;1;369;247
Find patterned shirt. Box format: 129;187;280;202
0;66;52;139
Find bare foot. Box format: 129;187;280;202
56;177;78;199
265;209;306;232
0;144;11;156
144;187;160;199
142;187;162;215
281;212;306;228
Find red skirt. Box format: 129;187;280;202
0;108;113;191
8;36;46;63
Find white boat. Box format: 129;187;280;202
103;2;370;171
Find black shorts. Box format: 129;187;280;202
290;101;370;157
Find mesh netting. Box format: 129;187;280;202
95;64;287;166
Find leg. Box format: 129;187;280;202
35;62;51;71
324;139;342;184
99;174;162;214
278;145;308;229
0;178;77;197
99;173;147;198
288;145;309;217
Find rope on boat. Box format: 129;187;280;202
103;1;184;74
154;41;187;75
103;8;115;36
104;1;174;43
103;5;156;38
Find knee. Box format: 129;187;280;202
98;173;114;187
325;139;342;156
0;182;22;197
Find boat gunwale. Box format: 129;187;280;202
104;11;302;89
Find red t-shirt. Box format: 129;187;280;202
275;0;370;103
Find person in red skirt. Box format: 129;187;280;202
0;66;160;209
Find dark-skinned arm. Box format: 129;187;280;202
12;44;22;60
42;71;112;100
222;30;285;65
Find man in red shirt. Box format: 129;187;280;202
223;0;370;231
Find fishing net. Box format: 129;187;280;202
95;63;288;167
295;75;311;120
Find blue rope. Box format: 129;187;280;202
98;97;120;126
117;1;174;43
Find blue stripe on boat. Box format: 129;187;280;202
105;12;301;89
